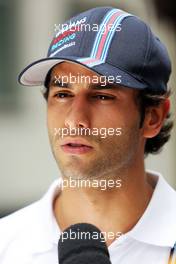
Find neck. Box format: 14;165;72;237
53;160;154;246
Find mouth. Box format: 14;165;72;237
60;140;93;155
65;143;89;147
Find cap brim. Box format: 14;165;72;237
18;58;67;86
18;56;148;89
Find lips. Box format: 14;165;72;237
60;139;93;154
66;143;87;147
61;138;92;148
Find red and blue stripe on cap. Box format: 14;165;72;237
77;9;132;67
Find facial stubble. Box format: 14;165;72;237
49;121;141;181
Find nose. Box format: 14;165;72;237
64;95;90;129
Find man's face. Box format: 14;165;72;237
47;62;143;180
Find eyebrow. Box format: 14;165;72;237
49;77;121;91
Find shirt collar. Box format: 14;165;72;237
126;171;176;247
28;171;176;254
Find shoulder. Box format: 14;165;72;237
0;179;60;263
0;199;41;260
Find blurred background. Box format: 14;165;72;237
0;0;176;218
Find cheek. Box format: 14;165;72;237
94;107;125;129
47;107;54;130
103;108;140;133
47;109;62;146
47;104;64;128
47;112;54;143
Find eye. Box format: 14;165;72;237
54;92;73;98
93;94;115;100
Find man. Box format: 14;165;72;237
0;6;175;264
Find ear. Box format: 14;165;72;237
142;99;170;139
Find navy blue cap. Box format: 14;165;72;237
18;6;171;92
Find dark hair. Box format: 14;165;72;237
42;70;173;156
42;68;52;100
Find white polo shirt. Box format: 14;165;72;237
0;171;176;264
